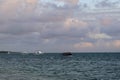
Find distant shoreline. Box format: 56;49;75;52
0;51;120;54
0;51;21;53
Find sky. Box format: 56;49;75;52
0;0;120;52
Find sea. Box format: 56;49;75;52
0;53;120;80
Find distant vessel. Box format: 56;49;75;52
62;52;72;56
35;51;43;55
8;51;10;54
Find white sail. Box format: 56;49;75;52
35;51;43;54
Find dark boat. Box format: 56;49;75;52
62;52;72;56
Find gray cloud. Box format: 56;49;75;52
0;0;120;52
95;0;120;8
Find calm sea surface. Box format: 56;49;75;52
0;53;120;80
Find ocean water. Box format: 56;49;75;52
0;53;120;80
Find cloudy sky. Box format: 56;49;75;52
0;0;120;52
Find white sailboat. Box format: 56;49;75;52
35;51;43;55
8;51;10;54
